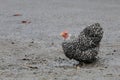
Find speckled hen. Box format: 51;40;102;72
61;23;103;64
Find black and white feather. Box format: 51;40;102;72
62;23;103;63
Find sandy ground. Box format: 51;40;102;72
0;0;120;80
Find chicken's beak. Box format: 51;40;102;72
60;32;64;37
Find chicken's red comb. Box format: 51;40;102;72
60;31;69;39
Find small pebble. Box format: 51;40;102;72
33;72;37;74
22;21;27;23
28;66;38;69
11;42;15;44
104;66;108;68
22;58;31;61
51;42;54;45
30;41;34;43
13;14;22;16
21;20;31;24
113;50;116;52
111;53;114;55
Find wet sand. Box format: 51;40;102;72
0;0;120;80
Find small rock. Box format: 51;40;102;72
30;41;34;43
22;21;27;23
22;58;31;61
51;42;54;45
111;53;114;55
13;14;22;16
104;66;108;68
25;55;27;57
21;20;31;24
33;72;37;74
27;66;38;69
113;50;116;52
54;78;57;80
11;42;15;44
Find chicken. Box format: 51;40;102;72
60;23;103;65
